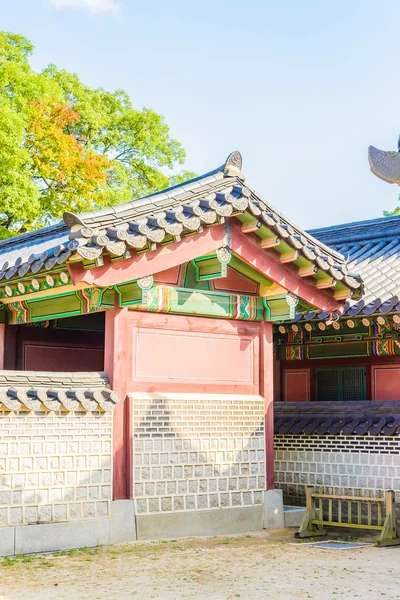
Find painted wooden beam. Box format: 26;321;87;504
228;255;274;287
298;264;318;278
230;223;345;313
69;221;347;313
260;236;281;249
316;277;337;290
105;301;133;501
241;220;262;234
69;225;226;288
279;250;299;264
259;282;287;298
334;287;353;300
1;282;89;305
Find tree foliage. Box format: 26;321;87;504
0;32;193;238
384;206;400;217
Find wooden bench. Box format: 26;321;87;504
296;486;400;546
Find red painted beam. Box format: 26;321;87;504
69;220;346;313
68;225;225;287
230;223;344;313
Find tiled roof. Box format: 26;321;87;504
275;401;400;436
0;224;70;281
309;215;400;316
0;152;362;295
0;371;119;412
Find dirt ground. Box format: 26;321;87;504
0;529;399;600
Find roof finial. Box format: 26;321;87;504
368;138;400;185
63;211;87;230
224;151;242;172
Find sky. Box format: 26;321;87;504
2;0;400;229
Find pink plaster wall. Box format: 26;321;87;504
126;312;261;395
372;365;400;401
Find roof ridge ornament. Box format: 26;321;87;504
368;140;400;185
224;151;243;175
63;211;87;230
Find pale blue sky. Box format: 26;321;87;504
2;0;400;228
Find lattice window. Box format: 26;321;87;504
315;367;366;401
342;367;366;401
315;369;339;402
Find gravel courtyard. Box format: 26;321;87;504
0;529;399;600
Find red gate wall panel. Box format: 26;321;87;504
372;365;400;401
127;312;261;395
283;368;310;402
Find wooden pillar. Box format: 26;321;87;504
0;322;5;370
104;301;132;500
273;358;281;403
3;314;17;370
260;320;275;490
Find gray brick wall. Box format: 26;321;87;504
275;434;400;512
131;393;265;514
0;411;112;527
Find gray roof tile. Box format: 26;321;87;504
0;371;119;412
275;401;400;436
309;215;400;316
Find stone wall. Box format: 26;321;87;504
0;410;112;528
275;434;400;511
131;393;265;516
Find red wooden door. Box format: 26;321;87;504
283;368;310;402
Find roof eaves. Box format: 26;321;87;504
0;151;363;301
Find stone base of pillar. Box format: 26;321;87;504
263;489;285;529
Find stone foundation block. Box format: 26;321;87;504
15;519;110;555
0;500;137;557
136;505;263;540
109;499;137;544
263;489;285;529
0;527;14;557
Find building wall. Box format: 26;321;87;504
274;434;400;514
127;312;261;395
0;410;112;528
279;359;400;403
107;309;272;508
132;393;265;515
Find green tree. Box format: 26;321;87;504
384;206;400;217
0;31;193;238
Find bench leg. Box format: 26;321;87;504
295;509;327;539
